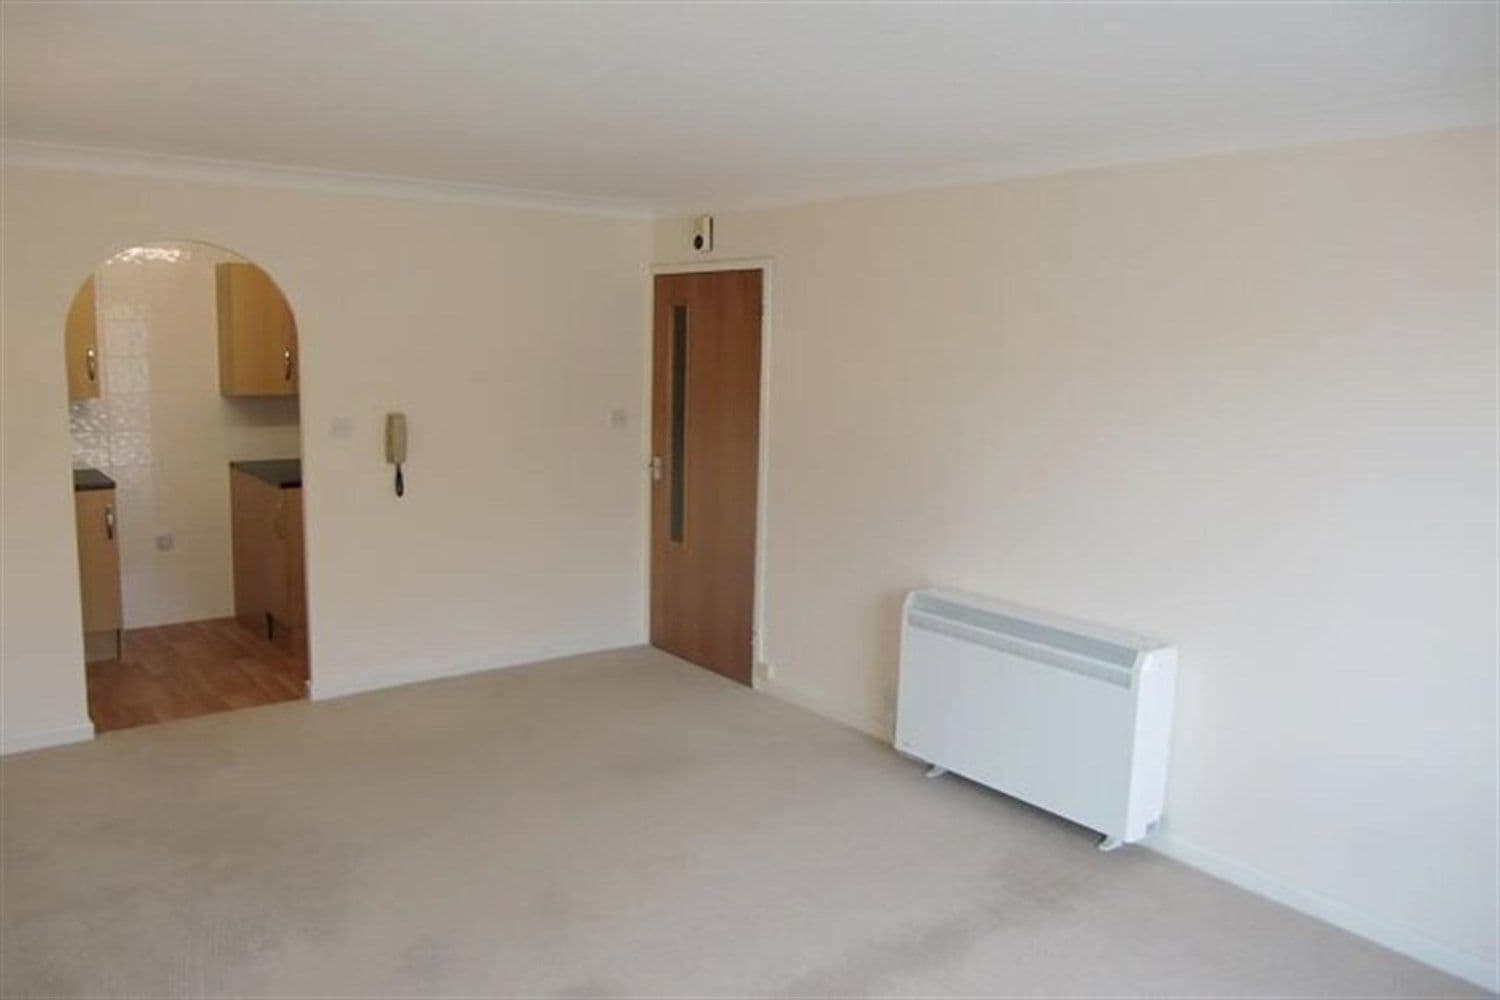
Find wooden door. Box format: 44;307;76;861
74;488;122;633
650;270;762;685
216;263;299;396
65;277;100;400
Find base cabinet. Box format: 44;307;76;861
230;468;306;652
75;487;122;660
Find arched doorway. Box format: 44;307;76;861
64;240;309;732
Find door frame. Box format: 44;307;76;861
646;257;773;685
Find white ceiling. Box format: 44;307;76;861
2;2;1495;214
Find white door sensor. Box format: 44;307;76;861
692;215;714;253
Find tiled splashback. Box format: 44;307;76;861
70;289;153;470
69;241;301;628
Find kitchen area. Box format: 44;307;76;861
66;242;308;732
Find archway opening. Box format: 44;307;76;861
64;240;309;732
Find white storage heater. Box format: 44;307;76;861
895;589;1177;850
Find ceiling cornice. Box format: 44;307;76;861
4;115;1493;224
653;108;1497;218
0;139;655;220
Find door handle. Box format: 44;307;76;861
283;347;294;382
104;504;115;541
650;456;663;482
85;346;97;383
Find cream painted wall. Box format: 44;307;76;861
73;242;302;627
655;129;1498;985
3;128;1493;985
2;165;650;746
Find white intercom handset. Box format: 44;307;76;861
386;412;407;497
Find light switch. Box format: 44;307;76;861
330;416;354;440
609;408;629;429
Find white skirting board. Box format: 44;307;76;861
755;672;893;742
1146;832;1498;993
1;721;94;756
308;641;647;703
755;677;1497;994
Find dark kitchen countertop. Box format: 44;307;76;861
73;467;115;492
230;459;302;489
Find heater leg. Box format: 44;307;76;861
1098;835;1123;852
924;764;947;778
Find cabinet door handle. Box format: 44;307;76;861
85;346;97;383
104;504;115;541
283;347;294;382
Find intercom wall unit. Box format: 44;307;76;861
386;412;407;497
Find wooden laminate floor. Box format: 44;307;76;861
86;618;308;733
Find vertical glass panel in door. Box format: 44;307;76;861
670;305;688;543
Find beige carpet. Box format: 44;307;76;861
0;646;1483;998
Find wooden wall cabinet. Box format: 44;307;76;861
230;467;306;652
217;263;299;397
65;277;101;400
75;486;122;658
